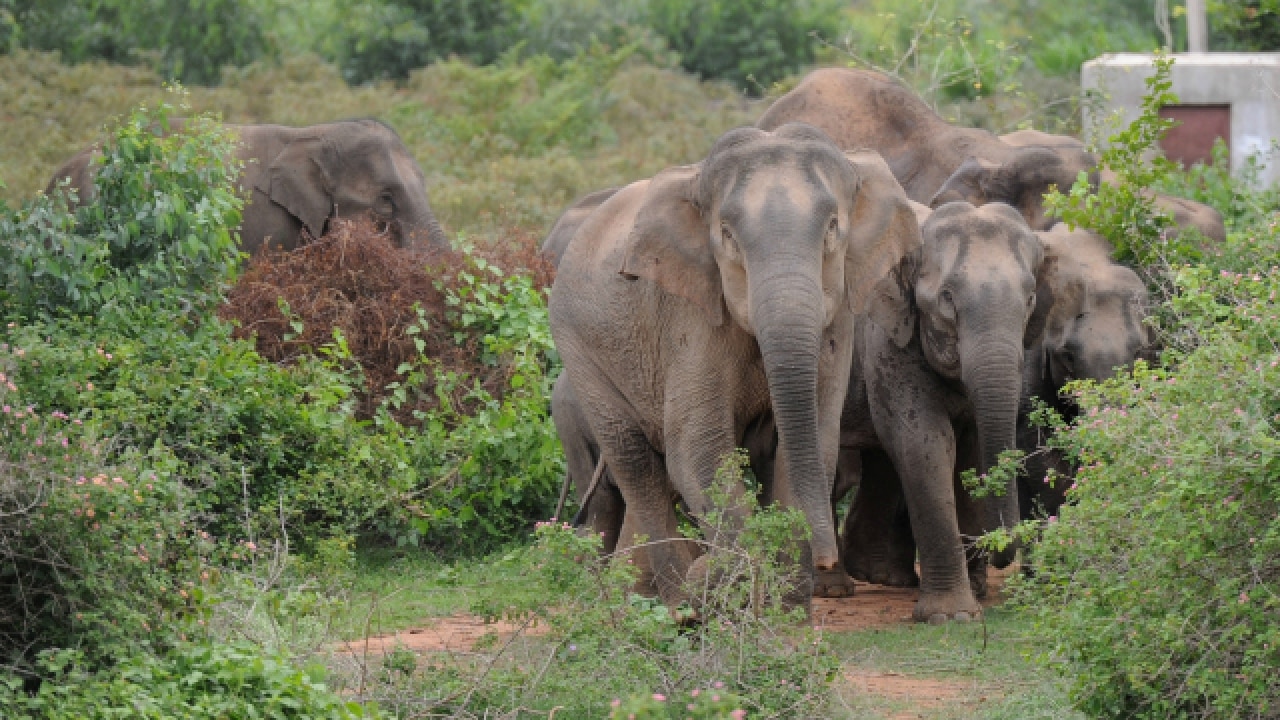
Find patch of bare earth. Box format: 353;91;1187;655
824;566;1015;718
334;615;547;656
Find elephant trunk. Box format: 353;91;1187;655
960;334;1023;569
404;206;450;250
752;270;840;571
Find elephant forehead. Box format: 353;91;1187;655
729;164;834;220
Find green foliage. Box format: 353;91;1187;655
363;475;838;717
2;0;270;84
1157;138;1280;235
0;340;217;669
0;94;243;318
0;642;380;718
1017;52;1280;719
1046;54;1181;267
1019;269;1280;716
647;0;840;92
387;247;563;553
1209;0;1280;51
327;0;520;84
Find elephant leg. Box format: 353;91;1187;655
865;327;980;623
552;376;624;553
812;448;860;598
953;424;991;600
841;448;918;588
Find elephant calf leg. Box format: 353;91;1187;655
841;449;919;588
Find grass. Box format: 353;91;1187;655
0;50;759;242
329;549;1082;718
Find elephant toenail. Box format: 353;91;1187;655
928;613;947;625
954;612;971;623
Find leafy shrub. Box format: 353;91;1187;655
357;458;839;717
1017;53;1280;718
1019;267;1280;718
0;341;216;670
329;0;520;84
1157;138;1280;234
647;0;841;92
3;0;270;84
0;641;380;718
0;95;243;318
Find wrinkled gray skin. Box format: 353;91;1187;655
541;187;621;266
549;125;919;613
757;68;1097;231
46;119;449;254
1017;224;1151;519
550;373;624;552
833;201;1043;622
999;129;1227;243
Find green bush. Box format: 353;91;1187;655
3;0;270;84
363;460;839;717
0;341;215;670
0;95;243;318
1018;54;1280;718
0;641;380;718
647;0;840;92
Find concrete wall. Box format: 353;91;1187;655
1082;53;1280;186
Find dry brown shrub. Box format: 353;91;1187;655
219;217;553;421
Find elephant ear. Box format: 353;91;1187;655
618;164;723;327
930;156;997;209
844;150;922;348
255;136;338;238
1026;244;1059;348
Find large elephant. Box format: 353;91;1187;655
549;124;919;612
541;187;621;266
996;129;1227;243
1017;224;1151;519
833;200;1044;621
756;68;1097;231
46;119;449;255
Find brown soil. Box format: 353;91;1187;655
813;565;1013;633
334;614;548;656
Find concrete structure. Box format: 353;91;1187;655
1082;53;1280;186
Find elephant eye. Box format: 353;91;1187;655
378;191;395;213
938;288;956;320
824;215;840;253
1027;292;1037;313
719;221;740;257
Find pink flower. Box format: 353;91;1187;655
691;689;700;698
730;711;746;720
610;699;620;708
652;694;665;702
714;681;724;689
1240;592;1249;604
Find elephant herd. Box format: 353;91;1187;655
45;68;1215;626
542;68;1213;624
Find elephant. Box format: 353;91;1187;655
1017;223;1151;520
756;68;1097;232
46;119;449;255
830;199;1045;621
548;124;920;613
997;129;1227;243
542;187;621;266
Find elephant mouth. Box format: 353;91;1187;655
922;320;960;373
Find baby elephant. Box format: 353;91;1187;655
47;119;449;254
1018;224;1151;519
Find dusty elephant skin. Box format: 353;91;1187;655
756;68;1096;232
541;187;621;267
548;124;919;614
1017;224;1151;520
833;200;1043;623
999;129;1227;243
46;119;449;255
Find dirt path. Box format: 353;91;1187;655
337;567;1016;718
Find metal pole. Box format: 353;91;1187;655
1187;0;1209;52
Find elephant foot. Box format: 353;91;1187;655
846;560;919;588
912;587;982;625
812;567;856;598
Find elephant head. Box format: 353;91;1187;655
929;146;1098;231
254;120;448;250
621;124;920;572
1037;226;1151;388
871;201;1043;566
